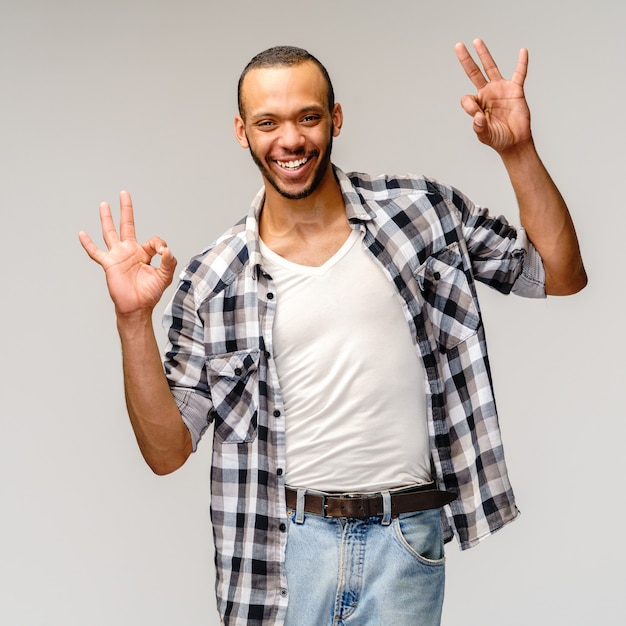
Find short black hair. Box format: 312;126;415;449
237;46;335;120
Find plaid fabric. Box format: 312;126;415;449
162;167;545;625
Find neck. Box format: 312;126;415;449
258;165;351;266
260;165;345;236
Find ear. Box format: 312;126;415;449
234;115;249;148
331;103;343;137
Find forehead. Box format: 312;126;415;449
240;62;329;117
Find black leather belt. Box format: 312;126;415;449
285;483;457;519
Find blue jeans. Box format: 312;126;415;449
284;497;445;625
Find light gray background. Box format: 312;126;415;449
2;1;624;624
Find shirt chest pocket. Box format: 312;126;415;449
206;349;260;444
414;243;481;351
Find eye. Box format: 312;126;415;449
301;114;320;124
255;120;276;130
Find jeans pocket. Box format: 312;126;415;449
393;509;445;566
206;349;260;443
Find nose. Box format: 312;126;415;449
279;122;305;152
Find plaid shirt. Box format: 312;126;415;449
163;167;545;625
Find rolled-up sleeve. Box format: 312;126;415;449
453;187;546;298
510;233;545;298
170;388;212;452
162;273;213;451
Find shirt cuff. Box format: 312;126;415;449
511;237;546;298
170;387;213;452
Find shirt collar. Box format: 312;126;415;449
335;166;374;222
245;186;266;276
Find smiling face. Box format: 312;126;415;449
234;61;343;201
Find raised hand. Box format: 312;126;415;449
455;38;532;154
78;191;177;316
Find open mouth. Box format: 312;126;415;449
275;157;310;171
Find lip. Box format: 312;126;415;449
271;154;315;180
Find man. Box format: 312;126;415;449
79;40;586;625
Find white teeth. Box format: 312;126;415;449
276;157;308;170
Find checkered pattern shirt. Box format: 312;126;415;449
162;167;545;625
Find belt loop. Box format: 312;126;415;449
295;488;306;524
381;490;392;526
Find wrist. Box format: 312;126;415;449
499;137;538;164
116;308;155;336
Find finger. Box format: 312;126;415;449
472;112;491;145
511;47;528;87
144;237;178;284
99;201;120;249
472;38;503;82
142;236;168;260
460;94;483;118
458;94;490;142
141;237;167;251
119;190;137;242
157;244;178;285
455;41;488;90
78;230;107;266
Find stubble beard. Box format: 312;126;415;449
248;134;334;201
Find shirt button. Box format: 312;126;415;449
234;367;242;376
277;468;283;476
433;271;441;281
280;588;288;597
279;523;287;532
265;351;271;359
273;410;281;418
267;292;275;300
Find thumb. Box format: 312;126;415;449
472;112;490;144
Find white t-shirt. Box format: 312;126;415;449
260;230;430;492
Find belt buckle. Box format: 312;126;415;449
322;492;366;518
344;492;373;518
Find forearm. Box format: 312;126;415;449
117;312;192;475
500;140;587;295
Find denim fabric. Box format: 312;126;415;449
284;506;445;625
